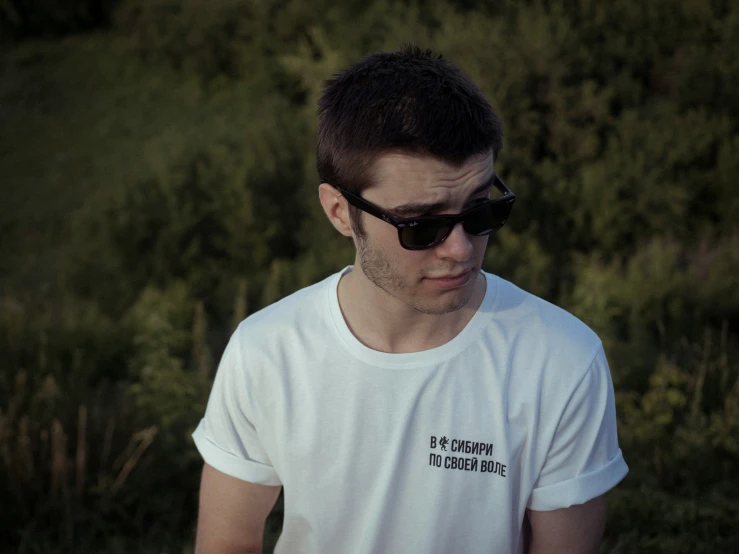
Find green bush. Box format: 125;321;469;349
1;0;737;551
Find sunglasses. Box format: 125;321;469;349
330;175;515;250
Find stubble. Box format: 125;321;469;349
355;234;476;315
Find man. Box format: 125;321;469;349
192;45;628;554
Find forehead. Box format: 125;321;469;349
367;151;494;205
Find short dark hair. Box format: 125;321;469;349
317;44;503;235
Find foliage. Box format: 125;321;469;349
0;0;120;41
0;0;737;551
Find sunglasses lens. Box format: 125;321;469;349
399;199;514;249
400;221;452;249
464;200;513;235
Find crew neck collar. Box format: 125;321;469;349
327;266;498;369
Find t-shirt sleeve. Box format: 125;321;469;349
191;329;281;486
527;346;628;511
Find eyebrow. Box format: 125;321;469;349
389;173;496;218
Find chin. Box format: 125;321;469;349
407;288;474;315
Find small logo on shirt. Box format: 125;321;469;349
429;435;507;477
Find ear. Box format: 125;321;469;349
318;183;354;238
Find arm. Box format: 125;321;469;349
195;463;282;554
525;495;607;554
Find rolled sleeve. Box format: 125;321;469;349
528;449;628;511
191;327;281;486
193;420;281;485
528;347;628;511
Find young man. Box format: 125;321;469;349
192;46;628;554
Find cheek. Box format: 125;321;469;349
475;235;490;252
364;217;397;245
381;238;429;274
362;221;454;273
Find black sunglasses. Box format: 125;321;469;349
329;175;515;250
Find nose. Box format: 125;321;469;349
436;222;474;261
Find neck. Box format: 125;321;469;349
337;265;487;354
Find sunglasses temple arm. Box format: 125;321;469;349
338;187;401;226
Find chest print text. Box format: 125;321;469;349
429;435;507;477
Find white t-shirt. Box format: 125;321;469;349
193;267;628;554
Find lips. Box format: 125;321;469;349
422;269;475;290
427;269;473;280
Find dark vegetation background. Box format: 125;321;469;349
1;0;738;552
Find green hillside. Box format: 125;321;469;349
1;0;738;552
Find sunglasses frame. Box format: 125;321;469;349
329;174;516;250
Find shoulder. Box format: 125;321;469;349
489;274;601;353
232;270;339;349
215;270;342;391
484;273;603;388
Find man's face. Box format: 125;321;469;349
353;151;495;315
